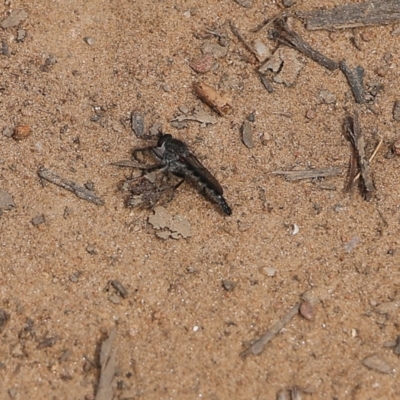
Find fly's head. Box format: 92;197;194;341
153;133;189;165
152;133;172;160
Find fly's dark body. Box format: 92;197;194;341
149;134;232;215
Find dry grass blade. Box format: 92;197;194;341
271;168;341;181
95;328;117;400
240;302;300;358
344;113;375;201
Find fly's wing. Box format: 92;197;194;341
180;152;224;195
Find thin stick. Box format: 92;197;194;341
339;61;365;104
344;113;375;201
272;19;338;71
38;167;104;205
352;139;383;183
240;302;300;358
229;20;258;61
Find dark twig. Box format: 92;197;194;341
38;167;104;205
240;302;300;358
271;19;338;71
259;74;274;93
344;113;375;201
229;20;258;61
298;0;400;31
339;61;365;104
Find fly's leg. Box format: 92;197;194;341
132;146;165;171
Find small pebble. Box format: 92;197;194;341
189;53;214;74
31;214;45;226
392;139;400;156
305;110;316;119
84;37;95;46
16;28;26;42
2;126;13;137
319;89;336;104
282;0;295;7
393;100;400;122
13;125;31;140
86;244;97;255
222;280;236;291
162;84;171;92
259;266;276;277
108;294;122;305
299;301;314;320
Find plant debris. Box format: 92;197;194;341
241;120;254;148
271;19;338;71
339;61;365;104
95;328;117;400
271;168;341;181
0;189;15;212
171;105;218;126
38;167;104;205
193;82;232;115
298;0;400;31
1;9;28;29
240;302;300;358
148;206;191;239
122;172;179;209
344;113;375;201
131;111;145;138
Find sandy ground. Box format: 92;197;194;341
1;0;400;399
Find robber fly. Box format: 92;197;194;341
133;133;232;215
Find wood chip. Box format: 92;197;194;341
38;167;104;205
193;82;232;115
241;120;254;148
362;354;394;374
131;111;145;137
240;302;300;358
271;168;341;181
298;0;400;31
95;329;117;400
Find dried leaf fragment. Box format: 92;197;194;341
1;9;28;29
362;354;394;374
193;82;232;115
